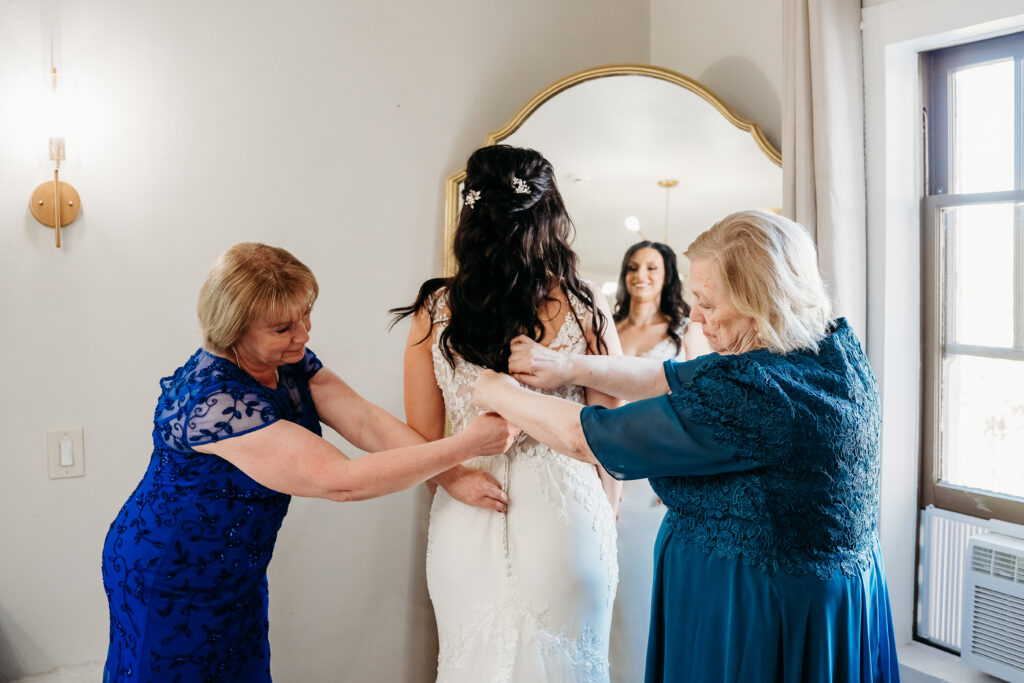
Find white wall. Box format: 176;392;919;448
651;0;784;152
0;1;650;679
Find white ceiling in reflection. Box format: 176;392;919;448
501;75;782;286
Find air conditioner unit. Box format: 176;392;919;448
962;533;1024;682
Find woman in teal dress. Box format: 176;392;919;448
474;210;900;682
101;243;517;682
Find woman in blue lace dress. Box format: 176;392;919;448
101;243;517;683
474;211;901;682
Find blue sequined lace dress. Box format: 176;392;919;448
101;348;323;682
581;319;900;682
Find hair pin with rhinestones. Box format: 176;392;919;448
512;176;530;195
464;189;481;208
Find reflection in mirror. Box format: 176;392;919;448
445;65;782;301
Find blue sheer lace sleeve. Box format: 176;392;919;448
298;347;323;380
185;385;282;446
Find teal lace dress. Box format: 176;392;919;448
101;348;323;682
580;319;900;682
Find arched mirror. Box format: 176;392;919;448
443;64;782;295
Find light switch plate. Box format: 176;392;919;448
47;427;84;479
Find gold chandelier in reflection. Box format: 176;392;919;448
657;179;679;244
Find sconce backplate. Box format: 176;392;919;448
30;180;81;228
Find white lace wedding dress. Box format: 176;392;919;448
425;289;618;683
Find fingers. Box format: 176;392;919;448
481;496;508;513
489;487;509;505
510;372;543;388
482;413;521;446
482;483;508;511
477;472;506;495
443;466;510;512
508;338;537;373
476;475;508;510
466;489;507;513
465;472;509;511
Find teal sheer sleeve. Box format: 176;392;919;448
580;355;762;480
580;396;751;480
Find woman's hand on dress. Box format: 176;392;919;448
435;465;509;513
459;410;520;456
507;335;574;390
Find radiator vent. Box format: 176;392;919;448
970;545;1024;584
969;586;1024;670
917;507;989;650
963;533;1024;682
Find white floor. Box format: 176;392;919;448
12;662;104;683
10;648;1011;682
898;643;1008;683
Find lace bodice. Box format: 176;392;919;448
428;289;588;438
638;321;689;362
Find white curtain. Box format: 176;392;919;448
782;0;867;336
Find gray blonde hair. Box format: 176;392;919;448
685;210;832;354
197;243;318;355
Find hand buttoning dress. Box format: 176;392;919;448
426;289;618;683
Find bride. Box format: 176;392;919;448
392;145;622;683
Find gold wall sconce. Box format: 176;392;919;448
30;67;80;248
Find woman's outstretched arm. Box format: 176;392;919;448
193;411;517;502
509;336;669;401
312;361;510;505
310;366;426;453
474;370;596;465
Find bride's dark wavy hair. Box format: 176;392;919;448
612;241;690;354
390;144;607;372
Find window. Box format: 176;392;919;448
922;32;1024;525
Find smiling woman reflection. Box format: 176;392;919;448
614;241;709;363
606;239;712;683
610;240;711;683
474;211;901;682
100;243;517;683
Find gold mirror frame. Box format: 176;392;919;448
442;63;782;275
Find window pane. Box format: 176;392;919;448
945;203;1016;347
953;59;1015;194
943;355;1024;498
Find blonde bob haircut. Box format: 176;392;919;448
685;210;832;354
197;243;319;355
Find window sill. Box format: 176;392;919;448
899;642;1006;682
